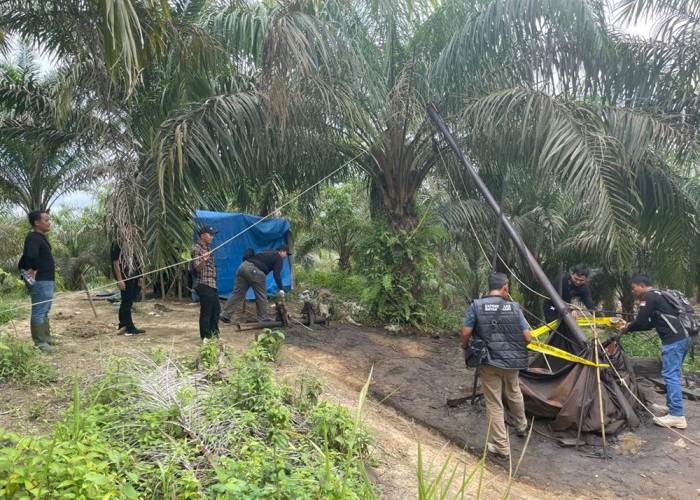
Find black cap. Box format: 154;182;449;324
198;225;218;236
277;244;291;255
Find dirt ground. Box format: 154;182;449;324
2;292;699;499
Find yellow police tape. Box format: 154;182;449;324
527;340;609;368
530;316;621;338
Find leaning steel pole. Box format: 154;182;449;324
427;103;588;345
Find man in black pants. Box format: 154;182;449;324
192;225;220;341
111;239;146;335
220;245;290;323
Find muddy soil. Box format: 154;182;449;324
2;293;698;499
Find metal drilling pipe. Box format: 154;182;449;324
426;103;588;346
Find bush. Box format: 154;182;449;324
0;335;57;385
0;333;377;499
295;268;367;299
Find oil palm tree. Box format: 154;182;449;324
0;44;106;213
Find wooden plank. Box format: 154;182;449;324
630;357;662;377
645;376;700;401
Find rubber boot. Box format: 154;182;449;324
31;322;56;352
45;318;57;345
30;323;43;345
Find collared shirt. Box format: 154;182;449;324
193;242;217;289
110;239;142;279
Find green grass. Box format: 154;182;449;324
621;332;700;373
0;332;377;499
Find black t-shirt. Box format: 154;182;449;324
626;289;686;345
247;250;284;291
546;272;598;310
110;240;141;279
21;231;55;281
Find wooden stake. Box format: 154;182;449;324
81;275;98;319
592;315;607;452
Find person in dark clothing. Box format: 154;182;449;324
220;245;290;323
111;239;145;335
542;264;600;354
19;211;57;351
192;225;220;341
461;273;531;462
619;274;692;429
542;264;599;322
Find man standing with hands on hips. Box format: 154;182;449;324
193;225;220;341
19;210;57;351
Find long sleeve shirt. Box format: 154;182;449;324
247;250;285;291
21;232;55;281
626;289;686;345
544;273;598;312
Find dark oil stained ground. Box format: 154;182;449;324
284;324;700;500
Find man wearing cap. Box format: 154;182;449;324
193;225;220;340
220;245;290;323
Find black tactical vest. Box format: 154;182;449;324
473;296;529;370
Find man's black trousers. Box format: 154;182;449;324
195;284;220;339
119;278;141;329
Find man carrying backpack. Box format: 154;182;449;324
619;274;693;429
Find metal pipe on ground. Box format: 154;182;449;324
236;318;328;331
426;103;588;346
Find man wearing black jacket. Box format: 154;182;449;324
19;211;57;351
220;245;290;323
620;274;692;429
543;264;599;322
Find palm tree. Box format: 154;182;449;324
0;44;105;213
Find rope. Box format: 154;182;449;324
597;337;700;448
0;152;362;318
438;151;566;340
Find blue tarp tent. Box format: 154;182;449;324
193;210;292;299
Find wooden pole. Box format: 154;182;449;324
81;275;98;319
592;315;607;453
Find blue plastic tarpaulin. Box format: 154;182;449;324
193;210;292;299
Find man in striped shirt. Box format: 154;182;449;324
193;225;219;341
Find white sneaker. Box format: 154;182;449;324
653;414;687;429
651;403;669;414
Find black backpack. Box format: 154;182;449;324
658;289;700;336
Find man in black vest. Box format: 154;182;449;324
461;273;532;461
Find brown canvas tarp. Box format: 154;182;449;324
520;342;643;435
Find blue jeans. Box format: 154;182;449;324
661;337;692;416
28;280;55;325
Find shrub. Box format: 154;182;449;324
0;335;57;385
295;268;367;299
